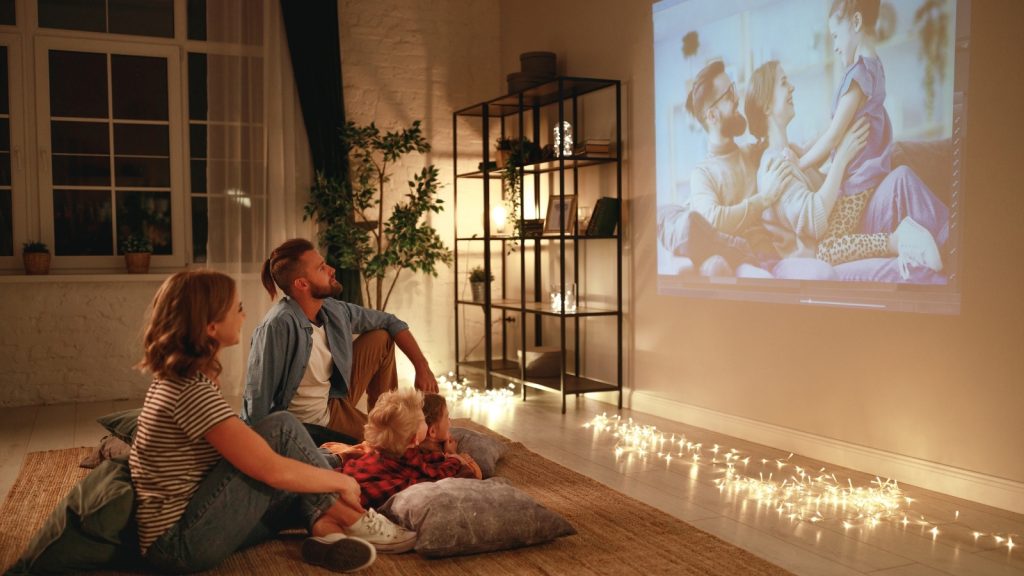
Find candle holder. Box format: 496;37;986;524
549;282;577;313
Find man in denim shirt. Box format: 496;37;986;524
242;238;438;442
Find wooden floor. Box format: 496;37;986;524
1;391;1021;576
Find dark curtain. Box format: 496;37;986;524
279;0;361;304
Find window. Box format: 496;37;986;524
1;0;265;272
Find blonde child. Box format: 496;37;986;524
420;394;483;479
343;390;472;509
129;270;415;574
797;0;944;275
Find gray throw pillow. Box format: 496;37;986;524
378;477;575;558
9;459;141;574
96;408;142;444
450;427;508;478
79;435;132;469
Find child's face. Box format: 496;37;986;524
413;416;428;446
428;405;452;442
829;13;860;68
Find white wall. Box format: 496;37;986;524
337;0;502;382
497;0;1024;511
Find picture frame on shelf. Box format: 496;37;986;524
543;194;577;234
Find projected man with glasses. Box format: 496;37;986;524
670;59;835;279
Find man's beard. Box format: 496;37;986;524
310;278;343;299
722;111;747;138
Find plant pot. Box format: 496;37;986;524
125;252;151;274
23;252;51;275
470;281;487;303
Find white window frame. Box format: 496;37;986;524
34;36;186;270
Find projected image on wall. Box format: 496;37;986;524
654;0;967;314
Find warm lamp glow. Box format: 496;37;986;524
492;204;507;234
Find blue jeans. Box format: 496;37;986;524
144;412;337;573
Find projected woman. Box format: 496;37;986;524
744;61;950;283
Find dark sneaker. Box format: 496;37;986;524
301;533;376;573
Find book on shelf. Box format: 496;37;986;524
585;196;620;236
573;138;614;157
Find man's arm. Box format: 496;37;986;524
394;329;438;393
241;321;288;424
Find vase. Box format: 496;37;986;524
23;253;51;275
125;252;151;274
471;281;487;303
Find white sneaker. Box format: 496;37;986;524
345;508;417;554
895;217;943;279
301;533;376;573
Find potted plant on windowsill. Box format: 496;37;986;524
469;265;494;303
22;241;51;275
121;235;153;274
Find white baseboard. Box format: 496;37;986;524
589;390;1024;515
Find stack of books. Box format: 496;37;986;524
574;138;613;157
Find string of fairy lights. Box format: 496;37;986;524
438;372;516;409
582;413;1017;552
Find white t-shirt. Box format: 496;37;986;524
287;323;333;426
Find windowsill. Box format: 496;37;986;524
0;271;172;283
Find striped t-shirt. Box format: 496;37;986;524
129;372;235;554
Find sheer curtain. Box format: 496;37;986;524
204;0;313;398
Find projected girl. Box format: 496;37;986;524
792;0;948;279
745;59;949;284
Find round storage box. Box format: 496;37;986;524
519;51;557;77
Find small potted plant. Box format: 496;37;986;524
469;265;494;303
120;234;153;274
22;241;51;275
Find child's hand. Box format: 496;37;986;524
444;436;459;454
835;117;869;167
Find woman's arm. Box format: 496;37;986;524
205;416;364;511
798;82;865;171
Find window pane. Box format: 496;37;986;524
115;156;169;187
109;0;173;38
111;55;167;120
116;190;171;254
53;188;113;255
0;189;10;256
0;0;14;26
39;0;105;33
52;155;111;186
49;51;108;118
0;46;8;114
0;152;10;186
187;0;206;40
51;121;109;155
114;123;168;156
191;195;207;262
188;53;207;121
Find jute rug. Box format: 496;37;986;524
0;420;793;575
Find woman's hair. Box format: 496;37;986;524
261;238;314;299
422;394;448;427
138;269;236;380
744;60;780;142
364;389;425;454
829;0;879;30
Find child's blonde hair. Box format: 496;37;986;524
364;389;424;453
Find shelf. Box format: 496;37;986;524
454;77;618;118
489;298;618;317
456;234;618;242
456;156;619;179
493;369;619;395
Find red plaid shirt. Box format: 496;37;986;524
342;446;464;509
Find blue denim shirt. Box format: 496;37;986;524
240;296;409;425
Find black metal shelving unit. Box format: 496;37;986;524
452;76;623;413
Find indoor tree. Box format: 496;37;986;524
304;120;451;311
